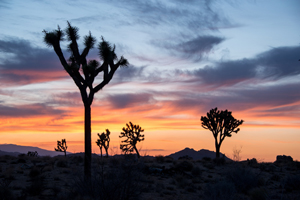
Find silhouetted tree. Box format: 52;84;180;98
27;151;38;157
96;129;110;158
43;22;128;179
119;122;144;158
201;107;244;158
55;139;68;157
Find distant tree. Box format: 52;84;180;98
27;151;38;157
55;139;68;157
119;122;144;158
200;107;244;158
96;129;110;158
43;22;128;179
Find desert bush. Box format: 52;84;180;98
248;187;268;200
191;166;202;177
204;180;236;200
0;179;15;200
155;155;165;163
29;167;41;178
70;155;84;165
213;157;226;165
56;158;68;168
174;160;194;172
67;159;143;200
226;166;260;193
202;157;212;161
25;177;44;196
282;174;300;192
174;174;190;188
164;156;174;163
17;158;26;163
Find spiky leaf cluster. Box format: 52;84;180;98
119;122;144;154
201;107;243;139
43;22;129;107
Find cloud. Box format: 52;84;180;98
114;0;234;31
156;35;224;61
112;65;147;82
107;93;155;109
0;103;65;117
186;45;300;86
0;38;68;85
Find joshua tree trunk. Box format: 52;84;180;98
84;104;91;179
104;147;108;158
215;140;221;158
134;145;140;158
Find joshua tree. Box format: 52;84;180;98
55;139;68;157
119;122;144;158
27;151;38;157
201;107;244;158
43;22;128;179
96;129;110;158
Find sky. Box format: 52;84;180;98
0;0;299;162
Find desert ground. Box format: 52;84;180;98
0;154;299;200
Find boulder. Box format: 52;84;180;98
275;155;293;163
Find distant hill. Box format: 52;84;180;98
0;144;71;157
168;147;231;160
0;150;21;157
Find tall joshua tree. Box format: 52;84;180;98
43;22;128;179
55;139;68;157
119;122;144;158
96;129;110;158
201;107;243;158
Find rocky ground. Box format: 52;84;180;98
0;154;299;200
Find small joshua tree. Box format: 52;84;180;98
55;139;68;157
201;107;244;158
119;122;144;158
96;129;110;158
27;151;38;157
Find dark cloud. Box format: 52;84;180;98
0;103;65;117
187;45;300;86
112;65;147;82
162;35;225;61
49;92;82;107
114;0;234;31
0;38;61;71
107;93;155;109
167;82;300;116
0;38;68;85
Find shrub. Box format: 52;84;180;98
29;167;40;179
191;166;202;177
174;160;194;172
202;157;212;161
248;187;268;200
204;180;236;200
67;160;143;200
0;179;15;200
213;157;226;165
56;159;68;168
25;177;44;196
283;175;300;192
155;155;165;163
226;166;260;193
